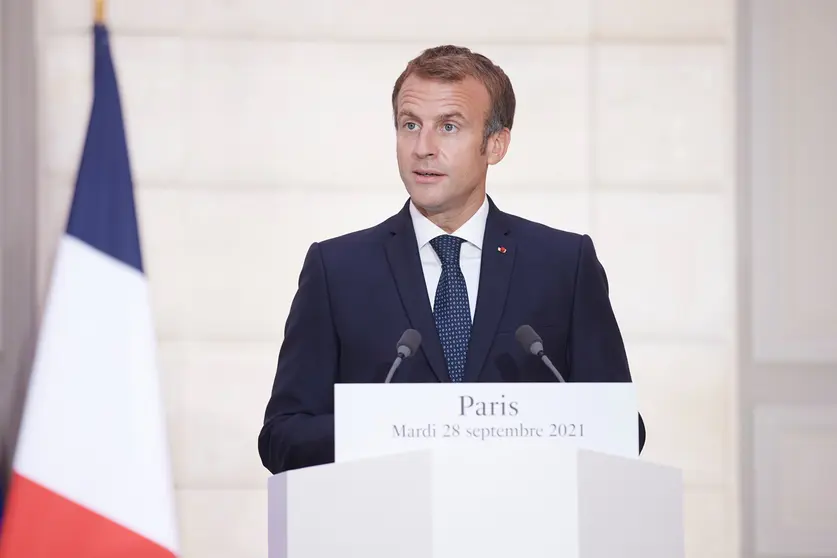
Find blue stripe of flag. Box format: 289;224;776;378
66;24;143;273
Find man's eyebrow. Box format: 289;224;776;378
439;111;466;121
396;110;467;122
397;110;419;121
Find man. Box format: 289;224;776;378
258;45;645;474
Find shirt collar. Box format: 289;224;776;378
409;195;489;251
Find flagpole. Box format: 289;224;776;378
94;0;105;24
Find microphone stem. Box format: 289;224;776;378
540;354;566;383
384;355;403;383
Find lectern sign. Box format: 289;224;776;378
333;383;638;463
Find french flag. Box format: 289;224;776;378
0;23;178;558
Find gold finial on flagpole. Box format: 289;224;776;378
94;0;106;23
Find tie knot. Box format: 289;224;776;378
430;235;465;266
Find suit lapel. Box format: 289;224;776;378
384;203;449;383
464;200;515;382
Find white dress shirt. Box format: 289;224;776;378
409;196;489;320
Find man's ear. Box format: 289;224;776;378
486;128;511;165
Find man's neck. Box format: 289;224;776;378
418;191;486;234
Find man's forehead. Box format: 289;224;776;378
399;74;485;96
396;76;489;118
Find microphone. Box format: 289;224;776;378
384;329;422;383
515;325;565;382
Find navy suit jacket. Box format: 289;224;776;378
259;197;646;474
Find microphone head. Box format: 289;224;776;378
396;329;422;358
515;324;544;356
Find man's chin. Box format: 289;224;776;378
406;188;448;214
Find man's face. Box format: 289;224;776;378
395;75;508;216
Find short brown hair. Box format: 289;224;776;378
391;45;516;146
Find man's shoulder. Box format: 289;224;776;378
313;210;400;251
502;209;586;249
499;210;598;279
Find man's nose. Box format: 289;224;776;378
414;128;437;158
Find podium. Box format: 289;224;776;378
267;383;684;558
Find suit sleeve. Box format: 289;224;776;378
258;242;338;474
567;234;646;453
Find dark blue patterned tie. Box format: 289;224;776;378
429;235;471;382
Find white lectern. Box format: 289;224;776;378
267;383;684;558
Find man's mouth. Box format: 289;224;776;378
413;171;446;184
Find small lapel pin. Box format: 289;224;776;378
497;246;507;254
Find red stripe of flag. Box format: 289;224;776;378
0;474;175;558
